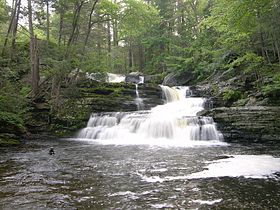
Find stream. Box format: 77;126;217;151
1;140;280;209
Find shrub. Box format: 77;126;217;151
222;89;242;103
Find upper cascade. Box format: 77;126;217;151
107;73;126;83
77;85;224;146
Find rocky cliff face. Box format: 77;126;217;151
200;106;280;142
29;79;164;136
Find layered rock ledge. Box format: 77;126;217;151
199;106;280;142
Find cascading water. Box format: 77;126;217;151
134;76;145;110
107;73;126;83
135;84;144;110
77;85;224;146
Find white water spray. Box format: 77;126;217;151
135;84;144;110
77;85;224;146
107;73;126;83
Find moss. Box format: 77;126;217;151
233;98;249;106
0;135;21;147
222;89;242;103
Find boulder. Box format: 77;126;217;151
125;72;144;84
125;75;141;84
144;74;164;84
162;72;193;87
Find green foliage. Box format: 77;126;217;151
0;83;27;114
0;111;25;131
262;73;280;99
222;89;242;103
226;53;264;73
119;0;160;39
0;83;28;134
81;52;110;73
0;0;8;25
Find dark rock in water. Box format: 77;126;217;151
138;84;164;109
162;72;193;87
125;75;141;84
199;106;280;142
213;155;234;161
49;147;55;155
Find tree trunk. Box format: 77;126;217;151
107;18;111;53
112;0;118;46
28;0;39;96
128;41;133;69
275;41;280;65
65;0;85;57
97;21;102;56
272;34;280;64
139;45;144;72
11;0;21;54
1;0;18;56
112;19;118;46
84;0;99;50
58;7;64;46
46;0;50;43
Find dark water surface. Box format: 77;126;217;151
1;139;280;209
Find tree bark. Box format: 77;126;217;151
84;0;99;50
28;0;40;96
97;21;102;56
112;0;118;46
65;0;85;57
112;19;118;46
11;0;21;53
46;0;50;43
58;6;64;46
128;40;133;69
107;17;111;54
1;0;18;56
138;45;144;72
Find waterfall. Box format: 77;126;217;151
135;84;144;110
107;73;126;83
77;85;224;146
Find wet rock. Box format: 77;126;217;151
200;106;280;142
125;75;141;84
144;74;165;84
48;82;165;136
162;72;193;87
125;72;144;84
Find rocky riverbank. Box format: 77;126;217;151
200;106;280;142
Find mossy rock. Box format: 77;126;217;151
0;134;21;147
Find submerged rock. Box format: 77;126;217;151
200;106;280;142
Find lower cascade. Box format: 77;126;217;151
77;86;224;146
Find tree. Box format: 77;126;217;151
28;0;40;96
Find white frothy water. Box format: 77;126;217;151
77;85;224;146
135;84;144;110
107;73;126;83
190;199;223;205
136;155;280;182
188;155;280;179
